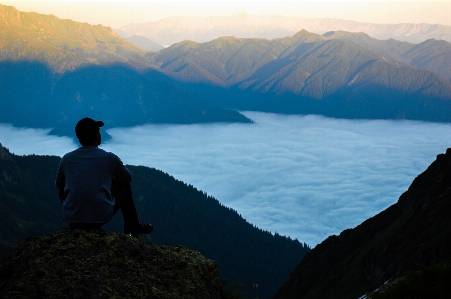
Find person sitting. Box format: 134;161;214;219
55;117;153;236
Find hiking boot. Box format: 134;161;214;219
124;222;153;236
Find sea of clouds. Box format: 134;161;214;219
1;111;450;247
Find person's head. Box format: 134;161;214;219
75;117;104;146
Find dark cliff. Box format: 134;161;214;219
0;228;224;299
272;148;451;299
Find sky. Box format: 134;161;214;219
1;112;450;246
2;0;451;28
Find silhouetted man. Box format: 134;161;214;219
55;117;153;236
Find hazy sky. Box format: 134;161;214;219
3;0;451;28
1;112;450;246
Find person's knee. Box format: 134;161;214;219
111;180;131;199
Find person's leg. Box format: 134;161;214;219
111;181;138;223
111;180;153;236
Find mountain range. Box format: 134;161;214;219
147;30;451;122
118;13;451;46
148;30;451;88
0;143;310;299
1;3;451;134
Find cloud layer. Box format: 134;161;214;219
1;112;450;246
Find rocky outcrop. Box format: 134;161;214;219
272;148;451;299
0;228;223;299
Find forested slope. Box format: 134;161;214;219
272;148;451;299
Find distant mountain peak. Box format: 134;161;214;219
125;35;164;52
323;30;371;39
293;29;326;42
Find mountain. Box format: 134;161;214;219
0;3;151;72
0;60;251;137
119;14;451;46
125;35;165;52
0;228;225;299
0;143;310;299
324;31;451;80
148;30;451;123
114;28;165;52
272;147;451;299
0;4;251;136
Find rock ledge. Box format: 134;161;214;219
0;228;222;299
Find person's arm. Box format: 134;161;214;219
111;154;133;183
55;158;67;202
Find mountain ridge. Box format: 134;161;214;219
148;30;451;123
272;147;451;299
0;3;151;72
149;30;451;95
0;60;251;135
324;31;451;80
119;14;451;46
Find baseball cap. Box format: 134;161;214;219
75;117;104;137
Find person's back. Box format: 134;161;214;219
57;146;131;224
55;117;153;235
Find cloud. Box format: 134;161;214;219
0;124;77;156
1;112;450;247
